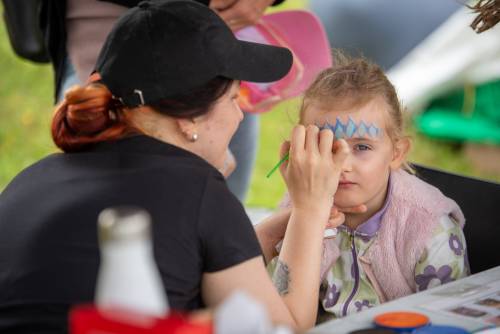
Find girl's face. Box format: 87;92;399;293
301;96;407;214
194;81;244;170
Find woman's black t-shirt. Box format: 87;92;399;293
0;135;261;332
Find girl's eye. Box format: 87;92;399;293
354;144;372;151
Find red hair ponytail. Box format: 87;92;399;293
51;83;135;152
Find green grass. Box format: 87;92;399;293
246;99;300;207
1;3;499;209
0;13;55;188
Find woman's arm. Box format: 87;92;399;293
202;211;340;330
202;256;297;328
254;208;291;264
270;125;349;329
203;125;349;331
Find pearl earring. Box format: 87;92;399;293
191;133;198;142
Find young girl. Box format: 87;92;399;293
263;52;469;320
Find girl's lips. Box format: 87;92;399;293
338;181;356;188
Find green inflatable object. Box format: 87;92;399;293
416;110;500;144
414;79;500;145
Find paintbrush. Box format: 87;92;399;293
266;152;289;178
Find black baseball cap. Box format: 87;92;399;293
94;0;293;107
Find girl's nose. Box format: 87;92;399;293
341;152;353;173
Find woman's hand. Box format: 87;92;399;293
255;204;367;255
326;204;368;230
279;125;349;216
210;0;274;31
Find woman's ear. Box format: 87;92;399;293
390;137;411;170
176;117;198;142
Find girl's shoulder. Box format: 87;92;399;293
390;170;446;205
389;170;464;225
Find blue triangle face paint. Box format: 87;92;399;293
319;117;382;139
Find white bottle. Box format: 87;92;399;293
95;206;169;317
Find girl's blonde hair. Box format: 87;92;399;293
299;50;413;172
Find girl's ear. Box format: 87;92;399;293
390;137;411;170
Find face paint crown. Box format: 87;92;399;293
322;117;381;139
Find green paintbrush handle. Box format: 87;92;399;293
266;152;289;178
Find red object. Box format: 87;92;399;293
70;305;213;334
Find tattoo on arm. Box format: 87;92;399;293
272;259;290;296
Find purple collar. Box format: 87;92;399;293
339;172;393;239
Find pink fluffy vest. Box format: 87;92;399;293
320;169;466;302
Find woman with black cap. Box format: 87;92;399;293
0;0;348;331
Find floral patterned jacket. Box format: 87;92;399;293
316;214;468;318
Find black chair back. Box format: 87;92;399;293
413;164;500;274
